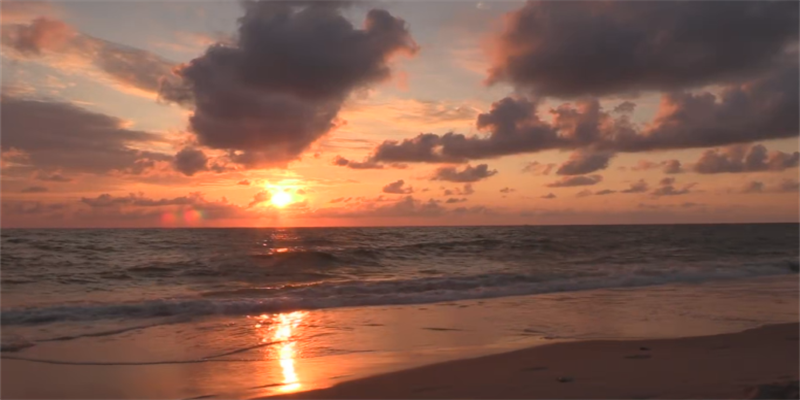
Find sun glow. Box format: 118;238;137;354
271;191;293;208
251;311;306;393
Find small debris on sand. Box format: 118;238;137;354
745;380;799;399
557;376;574;383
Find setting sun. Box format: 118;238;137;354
271;191;292;208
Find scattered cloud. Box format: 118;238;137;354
431;164;497;183
20;186;48;193
556;150;614;175
332;155;384;170
740;179;800;194
546;174;602;188
523;161;556;175
248;191;272;208
173;147;208;176
693;144;799;174
34;171;72;182
662;160;684;174
621;179;649;194
382;179;413;194
652;179;696;197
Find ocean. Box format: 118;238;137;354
2;224;799;398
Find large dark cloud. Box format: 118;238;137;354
692;144;799;174
2;17;175;95
0;96;171;175
431;164;497;183
367;59;798;164
487;1;799;98
159;1;417;168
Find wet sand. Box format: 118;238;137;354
273;323;799;399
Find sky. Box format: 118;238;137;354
1;0;798;228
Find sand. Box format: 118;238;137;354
271;323;799;399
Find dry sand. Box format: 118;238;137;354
271;323;799;399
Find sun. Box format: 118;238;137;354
271;191;293;208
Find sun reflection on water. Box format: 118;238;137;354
253;311;306;393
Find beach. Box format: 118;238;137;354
275;322;799;399
2;274;798;399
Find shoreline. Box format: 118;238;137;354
271;322;799;399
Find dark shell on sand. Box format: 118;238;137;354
745;381;799;399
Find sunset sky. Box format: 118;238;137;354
2;0;798;228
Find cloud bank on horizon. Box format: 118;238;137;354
1;0;798;227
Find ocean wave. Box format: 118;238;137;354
2;261;793;326
250;250;340;268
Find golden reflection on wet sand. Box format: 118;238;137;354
254;311;306;393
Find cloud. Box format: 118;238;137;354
431;164;497;182
662;160;683;174
631;159;684;174
2;17;176;96
693;144;800;174
458;183;474;196
546;174;602;188
575;189;592;198
613;101;636;114
364;57;798;164
34;171;72;182
445;197;468;204
595;189;616;196
741;181;765;194
556;150;614;175
630;160;658;172
382;179;413;194
21;186;48;193
173;147;208;176
159;1;418;169
2;201;68;217
522;161;555;175
1;1;59;25
499;187;515;193
81;192;200;208
332;155;384;170
651;179;696;197
312;195;446;219
248;190;272;208
741;179;800;194
487;1;799;97
621;179;648;194
237;179;251;186
1;96;171;175
778;179;800;193
541;193;556;199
